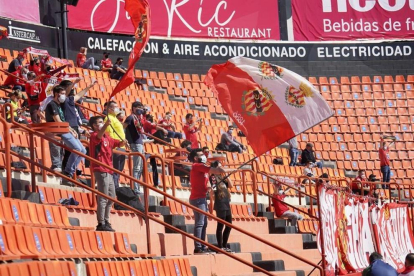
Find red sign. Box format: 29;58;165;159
68;0;279;40
292;0;414;41
0;0;40;24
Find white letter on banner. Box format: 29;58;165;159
378;0;406;11
88;37;94;49
349;0;376;12
322;0;348;12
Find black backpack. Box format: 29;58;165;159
114;187;145;213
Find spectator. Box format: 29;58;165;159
173;140;192;177
116;109;126;122
210;160;233;253
188;148;227;254
362;252;398;276
8;51;25;73
288;137;299;166
202;147;210;159
89;116;127;232
158;112;183;139
60;79;95;170
104;101;127;189
29;57;42;76
400;253;414;276
45;86;87;184
301;143;323;168
144;114;170;144
183;114;203;149
219;126;245;153
3;66;28;91
110;58;126;80
77;47;99;70
102;102;108;116
6;90;28;124
302;162;315;184
76;99;89;125
352;170;368;195
124;102;146;193
272;185;303;230
25;71;44;123
100;52;113;72
379;136;395;188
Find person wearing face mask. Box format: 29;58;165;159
219;126;245;153
45;86;87;182
188;148;230;254
110;58;127;80
183;113;203;149
352;170;368;195
8;51;25;73
100;52;113;72
3;66;28;91
29;57;42;76
272;184;303;231
89;116;127;232
104;101;129;189
25;71;45;123
158;112;182;139
379;136;395;188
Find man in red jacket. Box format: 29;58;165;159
272;186;303;230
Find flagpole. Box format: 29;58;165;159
214;154;260;188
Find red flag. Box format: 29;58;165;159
205;57;334;156
110;0;151;98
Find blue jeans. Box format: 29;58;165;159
381;165;391;188
167;130;182;139
315;161;323;168
289;148;299;166
60;133;86;177
112;148;126;189
82;57;100;70
131;143;144;193
190;198;208;250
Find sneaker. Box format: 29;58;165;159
104;220;115;232
193;248;209;254
51;165;62;173
222;247;233;253
96;223;115;232
202;248;216;254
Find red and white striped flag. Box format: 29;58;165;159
205;56;334;156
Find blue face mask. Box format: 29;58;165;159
135;109;145;115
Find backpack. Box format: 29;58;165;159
114;187;145;213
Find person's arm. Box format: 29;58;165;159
97;118;111;139
379;137;385;149
117;66;126;73
155;125;168;134
53;114;62;123
74;80;97;102
226;176;233;188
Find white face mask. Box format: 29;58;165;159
58;94;66;103
278;190;284;195
199;155;207;164
113;107;120;114
97;123;104;130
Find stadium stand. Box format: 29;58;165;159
0;43;413;276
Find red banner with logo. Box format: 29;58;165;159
68;0;279;40
292;0;414;41
0;0;40;24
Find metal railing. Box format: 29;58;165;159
1;103;324;275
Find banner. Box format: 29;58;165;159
67;0;280;40
292;0;414;41
318;186;414;274
372;203;414;271
66;29;414;62
0;0;40;24
205;57;334;156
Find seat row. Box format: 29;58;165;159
0;261;77;276
0;224;148;260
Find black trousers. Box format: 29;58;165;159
216;209;232;248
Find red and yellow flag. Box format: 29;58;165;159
110;0;151;98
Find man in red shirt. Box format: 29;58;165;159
89;116;127;232
351;170;368;195
188;148;227;254
77;47;99;70
183;113;203;148
3;66;27;91
100;52;113;72
29;57;42;76
272;186;303;230
379;136;394;188
158;112;182;139
25;71;45;123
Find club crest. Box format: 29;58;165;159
285;83;314;108
0;26;8;40
241;87;273;116
135;14;148;42
258;61;283;80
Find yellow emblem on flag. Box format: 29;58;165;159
258;61;283;80
285;83;314;108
